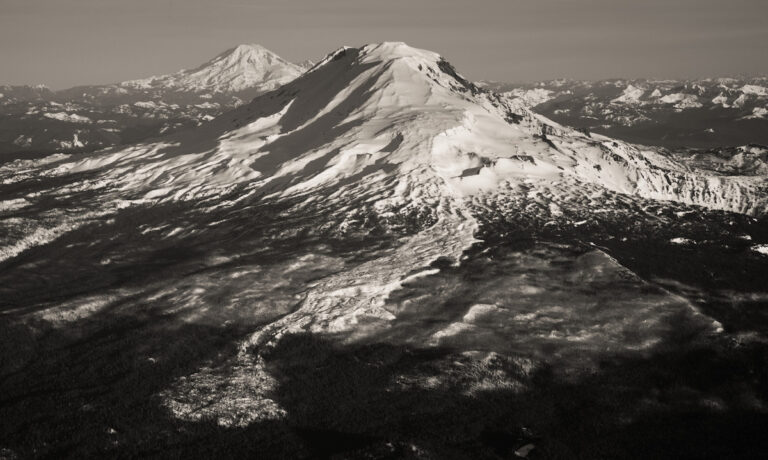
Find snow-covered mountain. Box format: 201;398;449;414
482;77;768;148
121;44;304;95
2;43;767;455
3;41;766;315
30;42;764;217
0;44;306;155
3;42;765;268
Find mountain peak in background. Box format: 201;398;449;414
121;43;305;94
0;44;310;155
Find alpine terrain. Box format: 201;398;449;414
1;43;767;459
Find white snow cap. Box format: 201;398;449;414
123;43;304;94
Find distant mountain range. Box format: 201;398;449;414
0;44;310;156
480;77;768;148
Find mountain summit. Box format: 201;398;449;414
121;43;304;94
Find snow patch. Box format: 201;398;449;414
43;112;92;123
611;85;645;105
504;88;554;107
659;93;702;109
740;85;768;97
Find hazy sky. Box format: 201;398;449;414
2;0;767;89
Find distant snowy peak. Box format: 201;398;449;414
503;88;554;107
122;44;304;94
296;59;315;71
611;84;645;105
